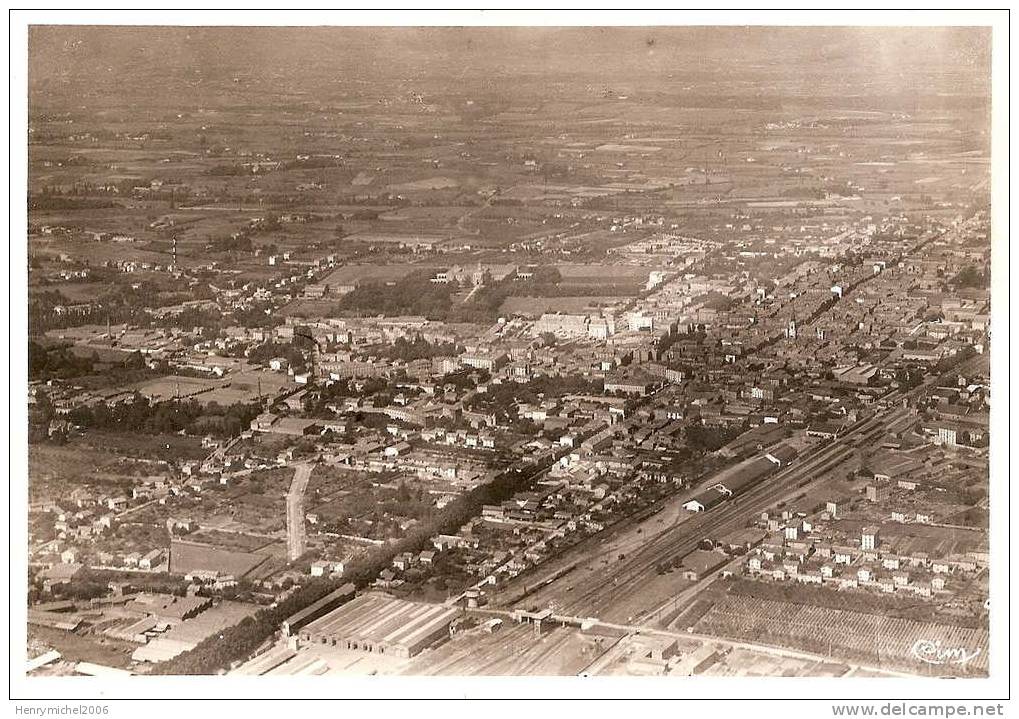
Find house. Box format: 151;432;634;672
139;549;164;570
40;562;83;589
392;553;414;571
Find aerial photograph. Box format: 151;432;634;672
21;21;996;688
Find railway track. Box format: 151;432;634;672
534;412;898;619
505;361;937;621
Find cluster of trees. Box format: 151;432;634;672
29;341;150;382
334;264;642;325
896;366;926;390
231;303;281;329
149;307;224;335
367;335;461;362
464;374;603;419
209;235;254;254
338;272;454;319
320;482;438;537
68;397;261;438
780;185;827;199
31;341;104;380
303;377;389;414
247;341;308;371
684;421;749;453
28;195;120;211
952;265;988;289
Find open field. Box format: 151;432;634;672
693;595;989;677
186;529;278;553
126;369;292;406
500;296;629;317
168;540;273;579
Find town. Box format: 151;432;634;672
25;25;991;680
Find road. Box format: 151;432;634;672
287;462;314;561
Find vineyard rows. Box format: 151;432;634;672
695;595;988;675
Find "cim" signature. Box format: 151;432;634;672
911;639;982;666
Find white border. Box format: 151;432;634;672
6;7;1012;709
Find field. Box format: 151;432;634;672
128;375;221;402
168;540;273;578
500;295;628;318
700;647;852;678
387;176;460;192
126;369;292;406
186;529;277;553
29;281;114;303
28;434;205;502
322;264;424;287
555;263;658;284
694;595;989;676
80;432;208;463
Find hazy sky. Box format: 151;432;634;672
29;26;990;87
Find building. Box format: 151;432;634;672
282;583;356;636
604;379;654;397
297;593;460;658
866;484;890;503
683;489;725;513
139;549;164;570
861;527;880;551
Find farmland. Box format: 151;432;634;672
693;595;989;676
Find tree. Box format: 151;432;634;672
953;265;987;289
126;350;146;370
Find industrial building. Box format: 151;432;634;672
297;593;460;658
282;583;356;636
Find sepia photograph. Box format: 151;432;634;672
8;8;1011;712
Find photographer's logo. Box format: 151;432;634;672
911;639;981;666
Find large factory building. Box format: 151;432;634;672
297;593;460;658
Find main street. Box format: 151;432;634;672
286;462;314;561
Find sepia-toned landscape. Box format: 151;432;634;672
25;26;991;680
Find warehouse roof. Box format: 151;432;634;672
302;593;458;650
